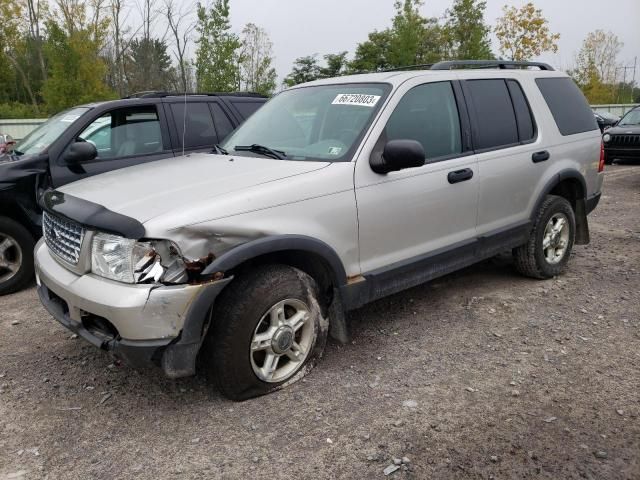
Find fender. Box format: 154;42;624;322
531;169;590;245
201;234;348;286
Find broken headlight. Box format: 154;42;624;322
91;232;188;284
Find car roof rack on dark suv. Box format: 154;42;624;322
430;60;554;71
123;91;267;99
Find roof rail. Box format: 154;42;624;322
430;60;554;71
381;64;434;73
123;91;267;99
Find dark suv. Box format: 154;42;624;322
0;92;266;294
603;106;640;164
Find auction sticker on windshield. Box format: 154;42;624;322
332;94;381;107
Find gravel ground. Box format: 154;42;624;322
1;165;639;480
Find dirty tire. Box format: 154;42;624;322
513;195;575;279
202;264;328;401
0;216;35;296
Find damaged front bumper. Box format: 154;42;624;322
34;239;231;378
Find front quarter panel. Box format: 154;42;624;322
142;162;361;277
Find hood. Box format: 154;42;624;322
608;124;640;135
59;153;330;223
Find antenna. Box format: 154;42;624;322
182;89;187;157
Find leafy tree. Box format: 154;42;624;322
239;23;277;95
494;2;559;61
283;55;322;87
443;0;493;60
349;30;394;72
42;20;115;112
126;38;177;92
388;0;428;67
195;0;241;92
321;51;349;78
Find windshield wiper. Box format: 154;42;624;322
234;144;287;160
211;144;228;155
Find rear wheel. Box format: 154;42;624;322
513;195;575;279
0;216;35;295
201;264;328;401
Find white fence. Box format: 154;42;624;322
2;103;639;140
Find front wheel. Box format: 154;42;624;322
201;264;328;401
0;216;35;295
513;195;575;279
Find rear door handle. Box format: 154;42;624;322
447;168;474;184
532;150;550;163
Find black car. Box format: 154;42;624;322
0;92;267;294
593;110;620;132
603;106;640;164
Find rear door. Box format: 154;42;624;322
463;78;541;235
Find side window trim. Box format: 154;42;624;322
461;78;531;155
505;79;538;145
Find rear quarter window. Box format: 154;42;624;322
535;78;598;136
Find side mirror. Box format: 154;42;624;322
64;141;97;165
370;139;426;174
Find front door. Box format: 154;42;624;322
355;80;479;275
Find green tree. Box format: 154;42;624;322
195;0;241;92
349;30;393;72
283;55;321;87
321;51;349;78
495;2;559;61
126;38;177;92
42;20;115;112
388;0;427;67
239;23;277;95
444;0;493;60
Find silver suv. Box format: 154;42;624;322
35;61;604;400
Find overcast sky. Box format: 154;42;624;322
219;0;639;83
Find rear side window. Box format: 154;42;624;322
536;78;598;135
171;102;217;149
465;79;518;150
210;103;234;140
231;101;264;119
507;80;535;142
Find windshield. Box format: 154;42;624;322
222;83;390;161
14;107;90;156
619;109;640;126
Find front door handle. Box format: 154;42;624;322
447;168;474;184
532;150;550;163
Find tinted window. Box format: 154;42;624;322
385;82;462;159
210;103;234;140
507;80;535;142
78;106;163;160
232;101;264;119
536;77;598;135
171;102;217;149
466;79;518;150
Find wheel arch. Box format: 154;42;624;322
532;169;589;245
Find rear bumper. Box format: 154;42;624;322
35;239;232;377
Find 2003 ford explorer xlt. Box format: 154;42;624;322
35;61;604;401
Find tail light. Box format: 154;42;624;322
598;140;605;172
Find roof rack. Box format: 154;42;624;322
123;91;267;99
430;60;554;71
381;64;435;73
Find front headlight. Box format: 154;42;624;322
603;133;611;143
91;232;187;284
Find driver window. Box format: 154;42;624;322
78;106;163;160
385;82;462;159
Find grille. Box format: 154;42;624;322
43;212;85;265
610;134;640;147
